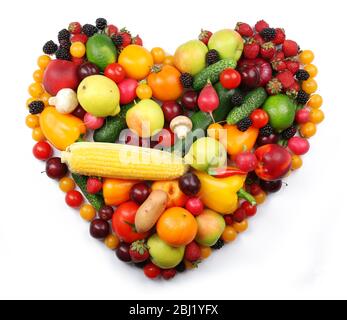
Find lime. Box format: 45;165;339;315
263;95;296;132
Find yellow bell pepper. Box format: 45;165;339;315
220;125;259;157
194;171;246;215
40;107;86;151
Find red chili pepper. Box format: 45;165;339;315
208;167;247;178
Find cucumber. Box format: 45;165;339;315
193;58;237;90
227;87;267;125
191;83;238;131
72;174;104;211
93;102;134;143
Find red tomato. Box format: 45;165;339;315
118;78;138;105
104;63;126;83
250;109;269;129
33;141;53;160
241;201;257;217
112;201;149;243
65;190;83;208
220;68;241;89
144;263;161;279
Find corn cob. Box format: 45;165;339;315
61;142;189;181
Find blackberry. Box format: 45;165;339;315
28;101;44;114
296;90;310;105
259;124;274;137
295;69;310;81
211;239;225;250
281;125;297;140
176;261;186;273
237;117;253;132
43;40;58;55
180;73;194;88
95;18;107;30
55;47;71;61
260;28;276;42
112;34;123;47
58;29;70;42
59;39;71;49
230;92;244;107
82;24;98;37
206;49;220;65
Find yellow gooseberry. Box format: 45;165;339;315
37;55;51;70
308;94;323;109
310;109;325;124
304;64;318;78
104;234;120;250
59;177;76;193
299;50;314;65
291;155;303;171
300;122;317;138
302;78;318;94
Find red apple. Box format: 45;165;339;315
255;144;292;181
43;60;79;96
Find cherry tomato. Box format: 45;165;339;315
112;201;149;243
136;83;152;100
104;63;126;83
59;177;75;193
144;263;161;279
70;42;86;58
65;190;84;208
222;226;238;243
250;109;269;128
241;201;257;217
220;68;241;89
32;141;53;160
80;204;96;221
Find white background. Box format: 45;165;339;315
0;0;346;300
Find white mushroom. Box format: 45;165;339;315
49;88;79;114
170;116;193;140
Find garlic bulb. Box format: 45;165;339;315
49;88;79;114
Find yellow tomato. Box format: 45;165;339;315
304;64;318;78
25;114;40;129
291;155;303;171
308;94;323;109
105;234;120;250
300;122;317;138
37;55;51;70
28;83;44;98
136;83;153;100
80;204;96;221
33;69;44;83
299;50;314;64
32;127;46;142
302;78;318;94
222;226;238;243
163;55;175;66
233;220;248;233
70;42;86;58
118;45;154;80
151;47;166;64
310;109;325;124
59;177;76;193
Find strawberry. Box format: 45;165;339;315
105;24;118;37
273;28;286;45
71;33;88;44
162;269;177;280
184;242;201;263
285;59;300;74
132;35;143;46
243;38;260;59
118;28;132;48
271;59;287;72
129;240;149;263
255;20;269;33
68;22;82;35
260;42;276;60
254;33;265;46
288;80;300;92
274;50;285;61
276;71;295;89
266;78;283;95
236;22;253;37
86;177;103;194
283;40;299;57
199;29;213;45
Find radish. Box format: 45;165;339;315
288;137;310;155
197;82;219;120
84;113;105;130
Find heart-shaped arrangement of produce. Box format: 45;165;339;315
26;18;324;280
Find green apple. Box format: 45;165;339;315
174;40;208;75
77;75;120;117
195;210;226;247
126;99;164;138
184;137;227;172
147;234;185;269
208;29;244;61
